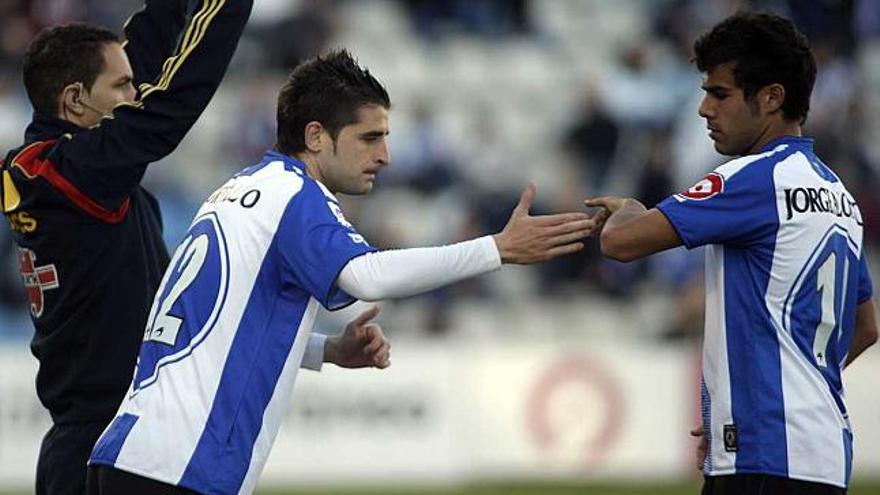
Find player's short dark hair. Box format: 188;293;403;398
693;11;817;124
23;24;121;116
276;49;391;154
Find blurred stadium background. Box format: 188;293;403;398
2;0;880;493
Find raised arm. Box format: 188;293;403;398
122;0;189;88
54;0;253;210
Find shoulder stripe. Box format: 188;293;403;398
10;140;131;223
139;0;216;95
139;0;225;99
314;179;339;203
716;144;792;180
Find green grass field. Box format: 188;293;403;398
255;486;880;495
252;482;880;495
256;487;697;495
4;482;880;494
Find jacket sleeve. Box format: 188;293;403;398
50;0;253;212
122;0;189;89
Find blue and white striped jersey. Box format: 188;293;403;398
89;151;374;494
657;136;873;488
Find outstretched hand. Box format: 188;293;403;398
493;183;604;264
583;196;629;216
325;305;391;369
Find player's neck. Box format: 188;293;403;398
746;119;802;155
291;152;327;185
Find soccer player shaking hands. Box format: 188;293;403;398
586;11;876;495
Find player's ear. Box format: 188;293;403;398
760;83;786;115
303;121;326;153
59;82;88;118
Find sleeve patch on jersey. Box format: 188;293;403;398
327;201;353;228
677;172;725;201
347;233;368;245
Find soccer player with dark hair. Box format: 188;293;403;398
86;48;600;494
586;11;876;495
0;2;257;494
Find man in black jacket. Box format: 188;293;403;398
0;1;253;493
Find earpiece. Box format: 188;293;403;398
74;83;86;105
72;82;108;118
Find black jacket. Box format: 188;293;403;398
0;0;253;424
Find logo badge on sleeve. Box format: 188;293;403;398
327;201;353;228
677;172;725;201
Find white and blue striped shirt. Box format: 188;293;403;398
658;136;873;488
89;151;374;493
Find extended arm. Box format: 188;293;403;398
844;299;878;368
584;197;682;262
122;0;189;88
336;184;602;301
337;236;501;301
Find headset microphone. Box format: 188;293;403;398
80;99;108;117
75;83;109;118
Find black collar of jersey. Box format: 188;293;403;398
25;112;84;143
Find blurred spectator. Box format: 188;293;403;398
457;106;524;235
383;101;459;195
0;71;30;153
250;0;336;70
29;0;86;25
854;0;880;39
634;129;675;209
403;0;532;40
81;0;143;30
600;41;693;130
563;87;620;193
0;7;35;71
806;38;858;136
786;0;855;54
222;75;277;168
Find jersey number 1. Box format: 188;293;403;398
813;252;847;368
